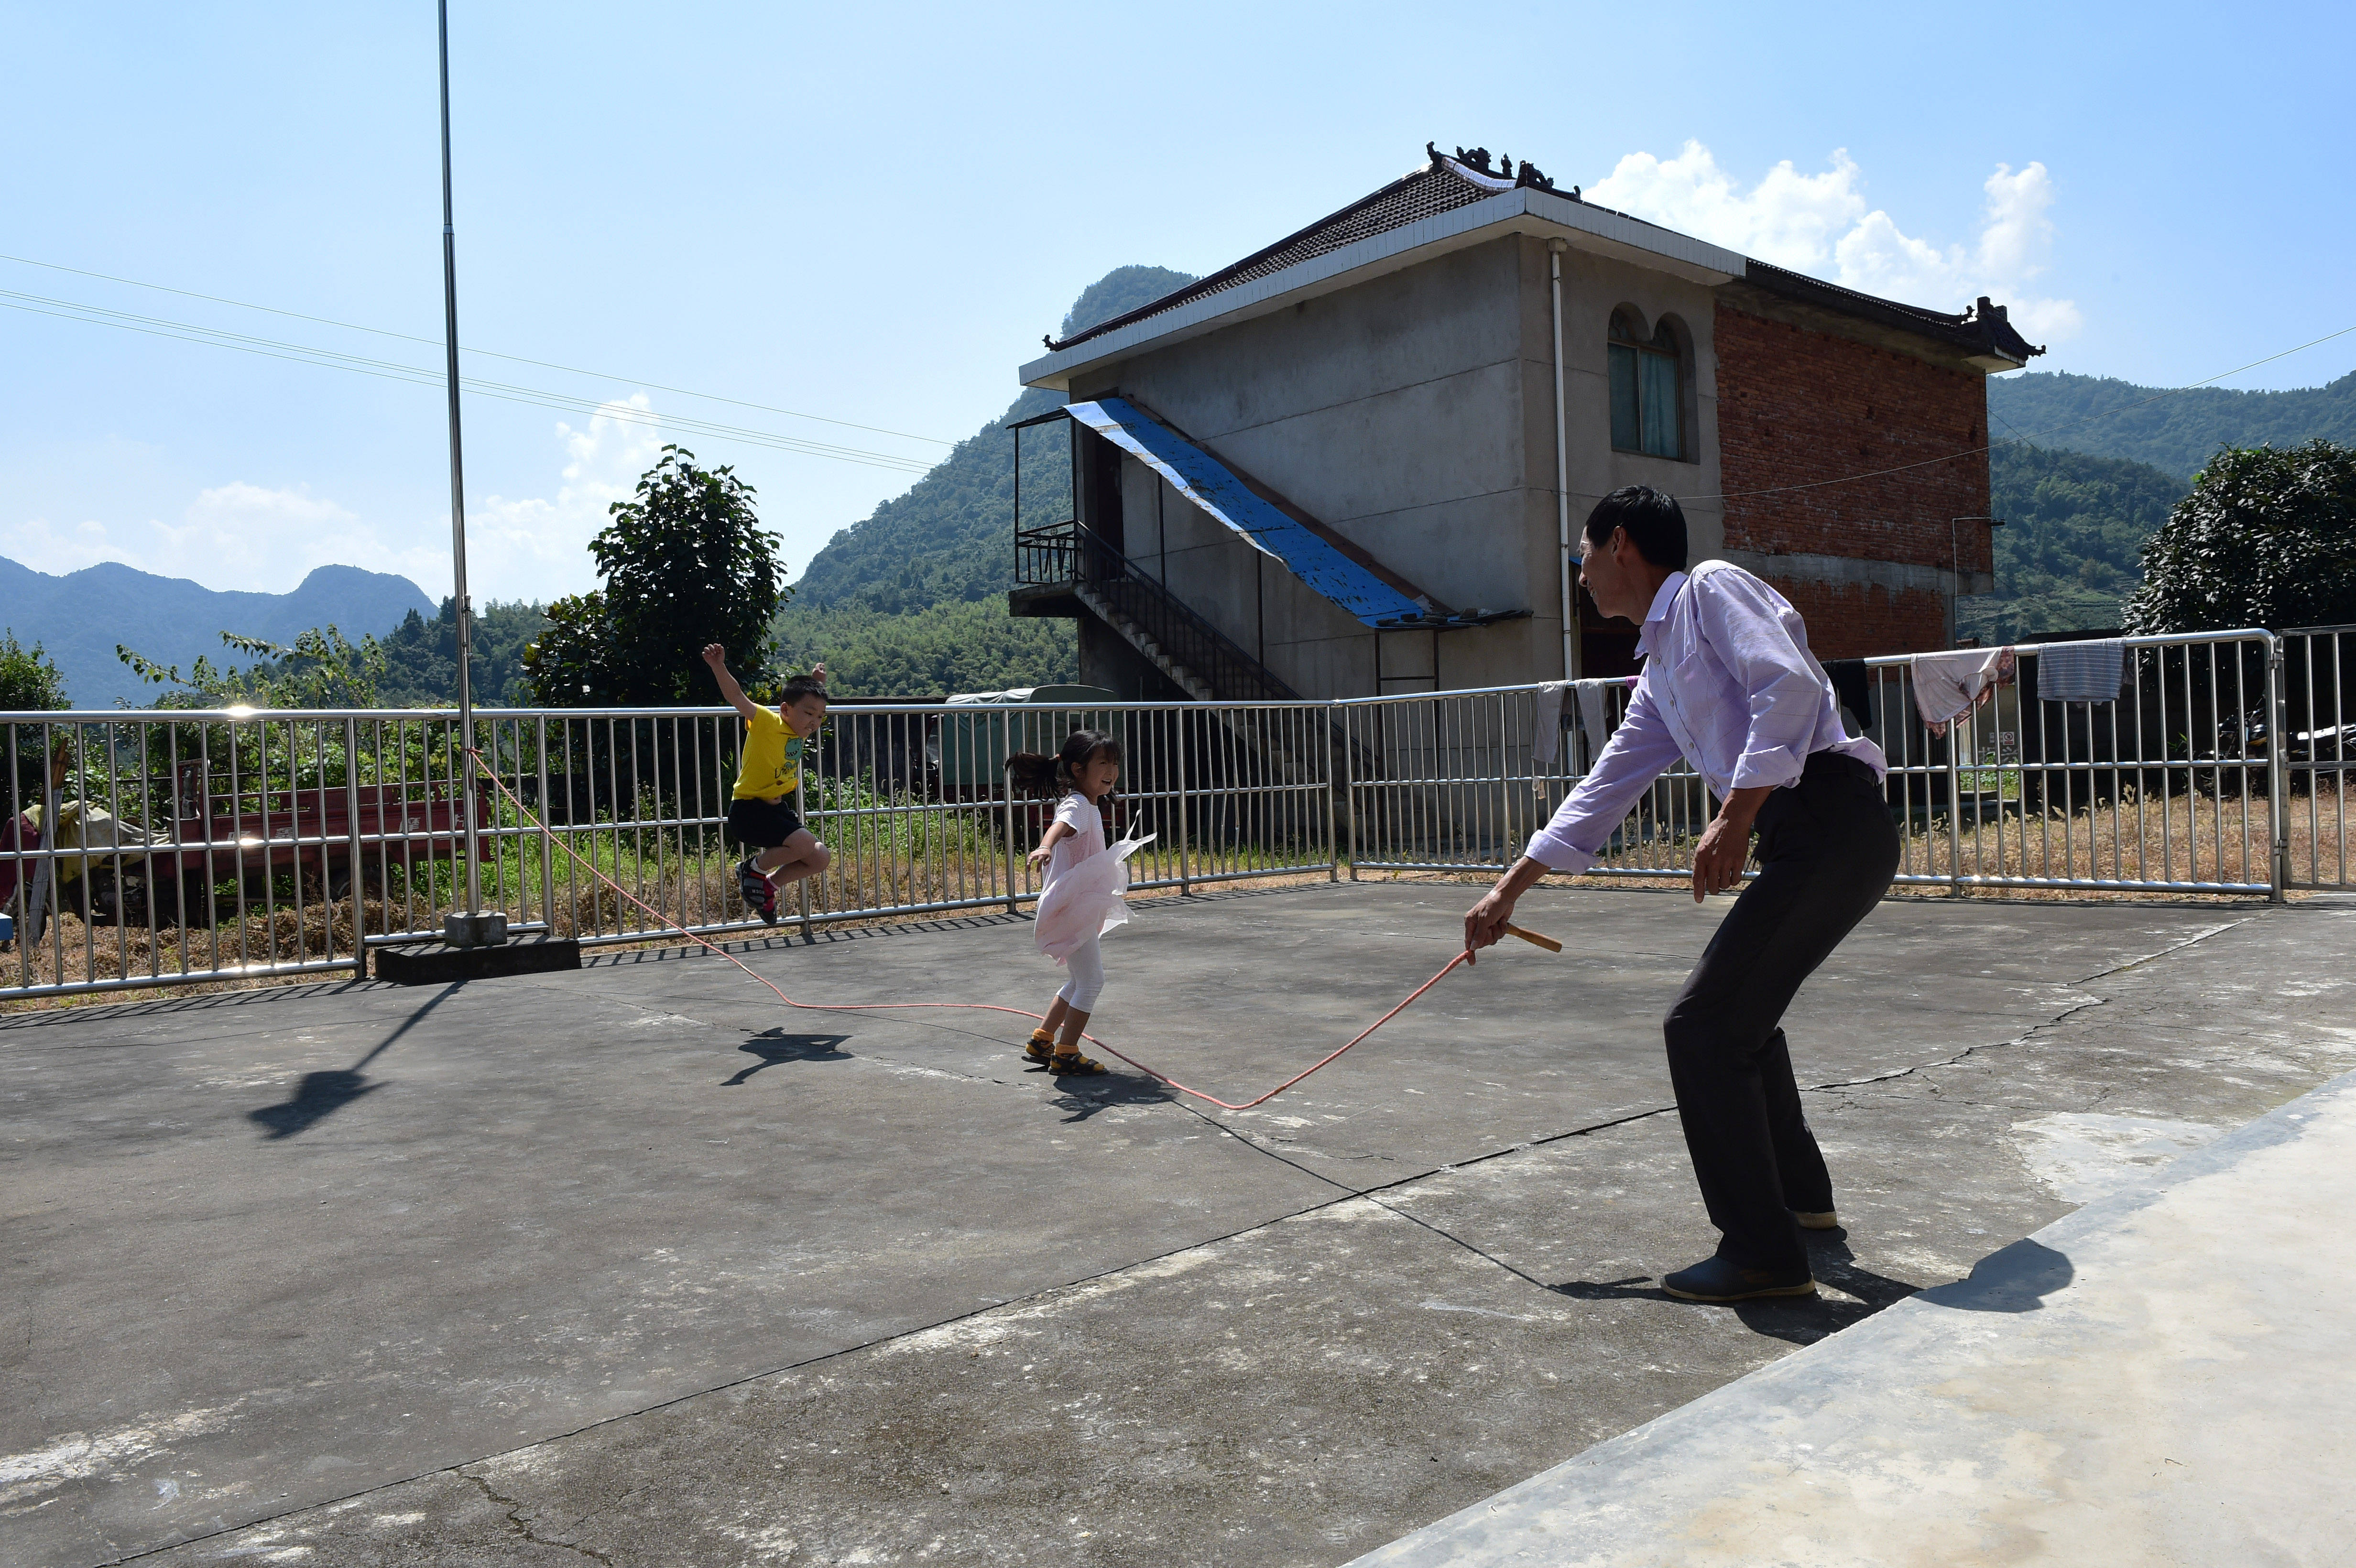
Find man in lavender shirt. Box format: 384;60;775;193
1464;487;1900;1304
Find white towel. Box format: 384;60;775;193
1911;648;2016;733
2038;640;2127;703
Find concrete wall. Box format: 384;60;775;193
1073;239;1544;699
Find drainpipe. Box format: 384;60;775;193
1548;239;1574;680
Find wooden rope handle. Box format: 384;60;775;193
1504;923;1562;953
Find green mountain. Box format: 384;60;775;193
1987;368;2356;482
775;266;1197;695
1959;442;2187;642
0;559;433;709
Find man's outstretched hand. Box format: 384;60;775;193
700;643;727;670
1463;887;1516;958
1464;855;1551;961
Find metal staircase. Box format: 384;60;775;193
1065;523;1298;702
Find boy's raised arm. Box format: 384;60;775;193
700;643;763;723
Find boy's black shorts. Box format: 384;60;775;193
726;796;804;850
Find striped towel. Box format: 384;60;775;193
2038;640;2127;702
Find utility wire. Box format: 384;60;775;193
1685;322;2356;504
0;290;938;477
0;250;954;447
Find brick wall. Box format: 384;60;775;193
1714;301;1990;656
1762;577;1952;661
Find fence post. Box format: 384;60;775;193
1325;702;1339;882
2268;633;2289;903
1177;708;1193;894
1342;705;1360;882
1001;711;1021;914
796;766;817;939
344;717;368;980
535;715;554;935
1946;733;1965;896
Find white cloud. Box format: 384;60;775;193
5;395;669;604
8;481;438;594
1588;142;2079;342
469;395;667;603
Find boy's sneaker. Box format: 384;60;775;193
738;858;778;926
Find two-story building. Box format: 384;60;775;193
1009;143;2041;702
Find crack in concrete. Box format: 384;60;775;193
461;1469;614;1564
1803;919;2258;1098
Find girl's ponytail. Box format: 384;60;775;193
1004;730;1122;799
1004;751;1060;799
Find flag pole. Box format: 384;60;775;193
437;0;495;944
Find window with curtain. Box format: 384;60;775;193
1608;311;1685;460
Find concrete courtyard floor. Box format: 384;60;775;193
4;881;2353;1567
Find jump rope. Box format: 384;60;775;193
469;752;1560;1112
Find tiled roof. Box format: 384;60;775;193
1043;148;2046;368
1739;261;2045;364
1045;159;1506;352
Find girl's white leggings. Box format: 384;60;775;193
1057;935;1105;1012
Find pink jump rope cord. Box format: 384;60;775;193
470;754;1475;1112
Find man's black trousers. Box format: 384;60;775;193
1663;751;1900;1274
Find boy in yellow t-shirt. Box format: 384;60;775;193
702;643;830;926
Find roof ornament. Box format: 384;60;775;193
1427;141;1577;200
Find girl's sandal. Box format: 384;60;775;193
1023;1031;1056;1067
1049;1051;1108;1076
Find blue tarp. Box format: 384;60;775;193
1064;398;1435;630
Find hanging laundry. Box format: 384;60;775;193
1530;679;1635;770
1574;680;1624;769
1911;647;2016;735
1531;681;1570;769
1826;659;1875;731
2036;639;2128;703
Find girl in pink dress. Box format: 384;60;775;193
1006;730;1139;1076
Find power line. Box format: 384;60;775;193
1684;322;2356;504
0;250;955;447
0;290;938;477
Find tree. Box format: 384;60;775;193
1;629;68;713
526;446;787;706
3;629;70;806
116;626;388;709
2123;440;2356;633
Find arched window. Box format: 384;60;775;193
1609;309;1685;460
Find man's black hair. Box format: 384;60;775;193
780;673;829;706
1583;485;1689;571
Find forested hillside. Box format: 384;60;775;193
372;599;546;706
775;266;1196;695
1961;443;2185;642
1987;368;2356;481
0;559;433;708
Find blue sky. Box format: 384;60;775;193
5;0;2350;606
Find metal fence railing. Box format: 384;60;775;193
0;699;1342;1002
1;627;2328;1002
1864;630;2286;895
1340;632;2299;897
2278;625;2355;889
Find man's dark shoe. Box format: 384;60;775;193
1662;1255;1817;1303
